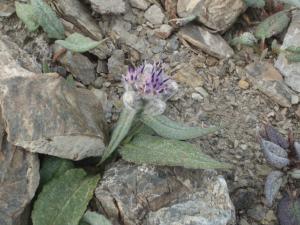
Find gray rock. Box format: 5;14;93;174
0;132;39;225
89;0;126;14
275;10;300;93
144;5;165;25
107;50;126;80
177;0;246;31
0;1;15;17
58;50;97;85
129;0;150;10
155;24;173;39
95;161;235;225
0;39;108;160
246;62;297;107
179;25;234;59
52;0;103;40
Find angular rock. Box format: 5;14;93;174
144;5;165;25
89;0;126;14
0;33;41;73
0;1;15;17
95;161;235;225
177;0;246;31
275;10;300;93
0;134;39;225
0;39;108;160
107;49;127;80
58;50;97;85
129;0;150;10
246;62;297;107
155;24;173;39
52;0;103;40
179;25;234;59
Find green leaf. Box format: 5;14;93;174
285;46;300;53
99;108;137;164
278;0;300;7
55;33;104;53
32;169;100;225
286;53;300;63
40;156;74;186
141;115;218;140
255;11;290;40
80;211;112;225
244;0;265;8
120;134;231;169
15;2;39;31
31;0;65;39
230;32;257;47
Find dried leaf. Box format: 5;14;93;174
56;33;104;53
141;115;218;140
277;195;300;225
261;139;290;169
32;169;100;225
15;2;39;31
260;139;288;158
79;211;112;225
255;11;290;40
31;0;65;39
264;124;289;149
264;170;284;207
120;134;232;169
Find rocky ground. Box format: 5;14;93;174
1;0;300;225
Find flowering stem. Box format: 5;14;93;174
98;107;137;166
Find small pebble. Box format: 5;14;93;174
239;80;250;89
191;93;203;101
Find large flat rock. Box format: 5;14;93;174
0;36;108;160
95;161;235;225
177;0;246;31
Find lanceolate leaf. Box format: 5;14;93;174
99;108;137;164
278;0;300;7
264;170;284;207
56;33;105;53
286;53;300;63
31;0;65;39
15;2;39;31
260;139;288;158
278;195;300;225
255;11;290;40
32;169;100;225
244;0;265;8
141;115;218;140
80;211;112;225
40;156;74;186
120;134;231;169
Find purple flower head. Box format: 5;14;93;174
123;62;177;100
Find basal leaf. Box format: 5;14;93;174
80;211;112;225
31;0;65;39
141;115;218;140
264;170;284;207
255;11;290;40
244;0;265;8
120;134;231;169
260;139;288;158
264;124;289;149
56;33;104;53
286;53;300;63
32;169;100;225
278;0;300;7
15;2;39;31
99;108;137;164
230;32;257;47
40;156;74;186
277;195;300;225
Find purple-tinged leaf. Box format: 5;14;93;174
277;195;300;225
264;171;284;207
261;141;290;169
264;124;289;149
294;142;300;160
261;139;288;158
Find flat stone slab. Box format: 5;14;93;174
179;25;234;59
275;10;300;93
95;161;235;225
